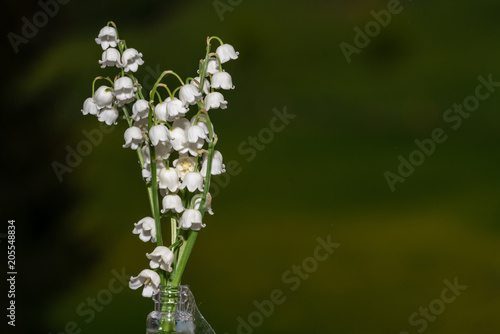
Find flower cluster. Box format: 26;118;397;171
81;22;238;297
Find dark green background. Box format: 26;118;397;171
3;0;500;333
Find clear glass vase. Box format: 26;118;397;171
146;285;215;334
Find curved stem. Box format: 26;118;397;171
208;36;224;46
149;70;185;101
91;76;114;97
158;83;174;101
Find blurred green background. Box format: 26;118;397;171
3;0;500;333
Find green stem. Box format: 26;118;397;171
170;231;198;286
150;70;185;101
208;36;224;46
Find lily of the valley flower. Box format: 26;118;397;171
131;99;149;121
200;150;226;176
211;71;234;90
146;246;175;272
129;269;161;297
95;26;118;50
97;107;119;125
81;98;98;115
191;116;211;137
193;195;214;215
93;86;114;109
205;58;219;75
173;155;196;178
187;124;207;143
204;92;228;110
161;194;184;214
180;171;204;192
149;124;170;146
99;48;122;68
170;118;190;151
216;44;239;63
114;77;136;106
179;84;202;106
158;168;180;192
154;101;168;122
122;48;144;73
179;209;205;231
123;126;144;150
132;217;157;242
166;98;189;119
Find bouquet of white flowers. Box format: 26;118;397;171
81;21;238;333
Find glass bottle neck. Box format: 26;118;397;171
154;285;180;312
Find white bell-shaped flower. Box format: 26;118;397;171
129;269;160;297
114;77;136;106
122;48;144;73
99;47;122;68
132;99;149;121
159;168;180;192
154;102;168;122
123;126;144;150
180;172;204;192
193;196;214;215
94;86;114;109
166;98;189;119
191;116;211;136
200;150;226;176
211;71;235;90
132;217;157;242
98;107;119;125
184;142;204;157
149;124;170;146
206;58;219;75
161;194;184;214
95;26;118;50
170;128;187;151
187;124;207;143
173;155;196;179
204;92;228;110
146;246;175;272
179;120;207;156
179;84;201;106
169;118;190;151
179;209;205;231
216;44;239;63
190;76;210;95
81;98;98;115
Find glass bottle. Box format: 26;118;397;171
146;285;215;334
